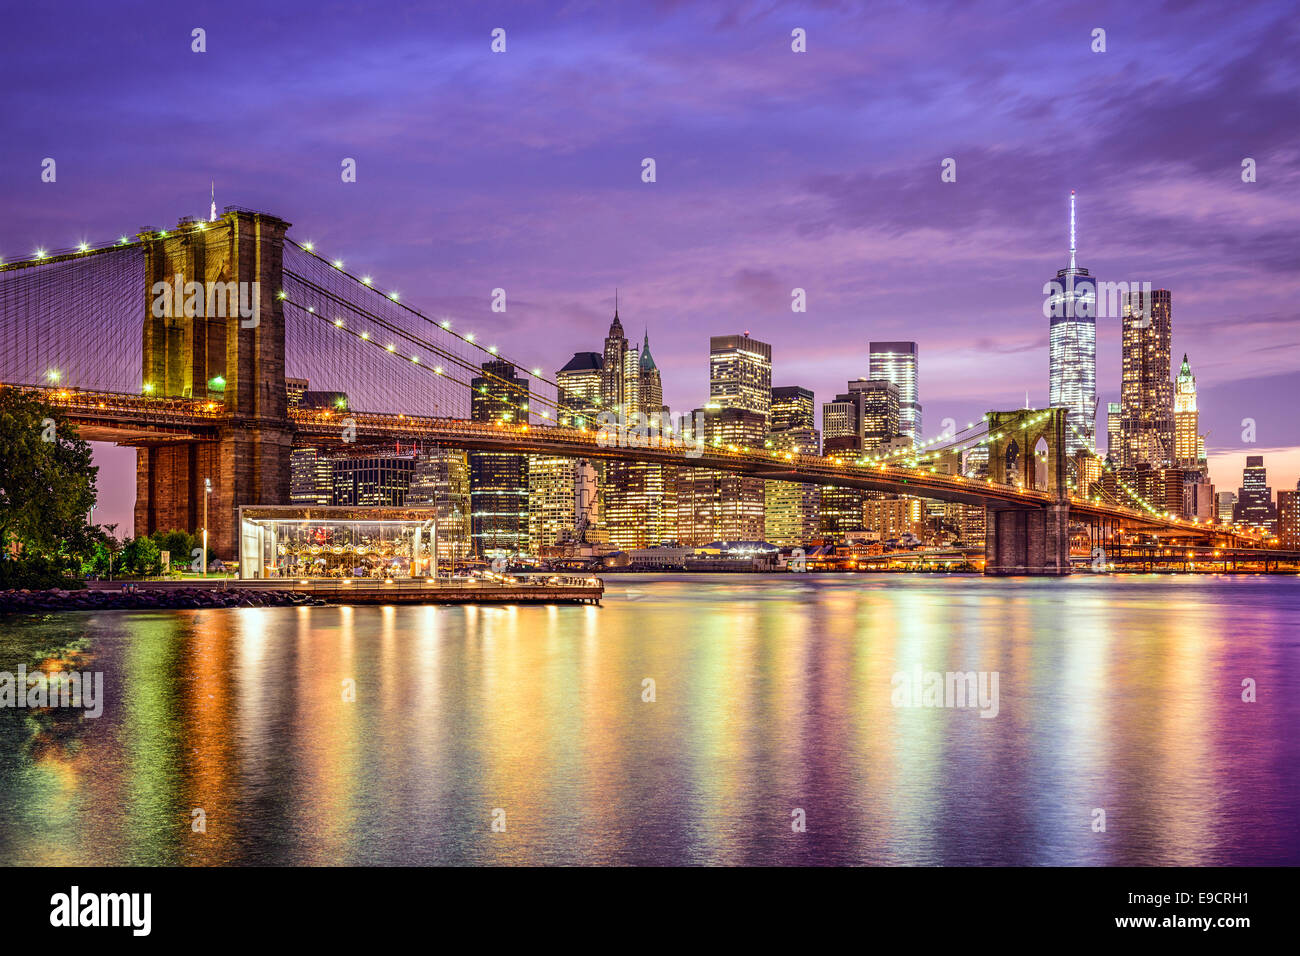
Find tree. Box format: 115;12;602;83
120;536;161;577
0;389;99;580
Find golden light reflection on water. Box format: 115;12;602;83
0;575;1297;865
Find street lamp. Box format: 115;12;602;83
203;477;211;576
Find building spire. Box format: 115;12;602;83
614;287;619;319
1069;190;1076;270
210;181;217;223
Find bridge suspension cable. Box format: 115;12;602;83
281;267;575;422
284;238;580;420
283;298;571;428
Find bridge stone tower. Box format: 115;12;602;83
983;407;1071;575
134;210;294;560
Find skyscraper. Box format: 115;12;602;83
469;359;530;556
1173;354;1203;472
821;379;900;448
766;386;819;546
605;328;674;549
1232;455;1277;531
820;379;901;537
1278;481;1299;549
868;342;921;443
675;406;765;544
556;351;603;427
638;329;664;416
1047;192;1097;457
407;448;471;564
1120;288;1174;467
770;386;815;433
601;296;638;416
709;333;772;423
555;352;607;544
1105;402;1122;462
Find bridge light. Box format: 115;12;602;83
277;290;286;300
159;230;167;237
46;369;59;382
465;333;475;342
142;382;154;394
361;276;372;285
434;366;443;375
303;241;313;251
531;368;540;376
410;355;419;363
488;346;498;355
307;306;315;313
389;292;399;301
332;260;344;269
334;318;344;327
360;332;370;340
35;248;47;259
440;320;451;329
386;343;396;352
119;236;129;245
78;242;89;253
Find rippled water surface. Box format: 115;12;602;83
1;574;1297;865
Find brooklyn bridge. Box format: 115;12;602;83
0;209;1280;575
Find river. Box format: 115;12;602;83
1;573;1297;865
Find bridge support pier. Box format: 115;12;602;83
133;210;294;561
135;426;293;563
984;504;1071;576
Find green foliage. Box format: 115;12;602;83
120;536;162;577
0;554;84;590
0;389;100;588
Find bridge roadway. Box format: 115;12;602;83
9;383;1268;547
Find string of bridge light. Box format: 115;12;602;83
283;298;572;426
286;237;582;415
281;268;574;421
0;219;234;271
1064;421;1265;539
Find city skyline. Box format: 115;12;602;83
2;0;1297;534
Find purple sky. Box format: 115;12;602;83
2;0;1297;535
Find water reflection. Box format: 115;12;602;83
0;575;1297;865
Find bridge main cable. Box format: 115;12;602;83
284;238;581;420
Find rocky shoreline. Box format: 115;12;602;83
0;587;326;612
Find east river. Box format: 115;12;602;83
1;574;1297;865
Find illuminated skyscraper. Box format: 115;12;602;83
770;386;814;433
469;359;530;555
601;295;638;416
1047;191;1097;457
868;342;921;443
606;328;673;549
1278;482;1299;549
1120;288;1174;467
675;407;765;544
1106;402;1122;462
822;380;900;448
1232;455;1277;532
528;454;577;553
710;333;772;424
331;447;416;506
1173;354;1203;472
766;386;819;546
555;352;607;544
289;447;332;505
407;448;471;564
556;352;603;427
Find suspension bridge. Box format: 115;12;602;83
0;208;1277;575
